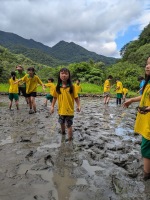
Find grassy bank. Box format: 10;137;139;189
0;83;137;97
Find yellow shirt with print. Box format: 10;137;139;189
9;78;19;93
53;85;78;116
122;88;128;95
74;84;82;94
21;74;43;94
134;83;150;140
104;79;110;92
116;81;123;93
45;83;55;96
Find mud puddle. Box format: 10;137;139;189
0;95;150;200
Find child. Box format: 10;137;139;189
115;78;123;105
50;68;81;142
103;75;113;104
8;71;19;110
15;65;28;104
44;78;55;106
122;87;128;102
137;76;145;95
15;67;45;114
74;79;82;97
123;63;150;181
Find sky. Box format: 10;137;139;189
0;0;150;58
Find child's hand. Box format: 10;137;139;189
50;106;54;114
76;106;81;112
123;99;132;108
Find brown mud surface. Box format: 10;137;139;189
0;95;150;200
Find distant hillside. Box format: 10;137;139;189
120;23;150;67
0;30;117;66
51;41;116;65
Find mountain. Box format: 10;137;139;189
0;30;117;66
120;23;150;67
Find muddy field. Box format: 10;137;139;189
0;95;150;200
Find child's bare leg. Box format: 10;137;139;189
61;123;66;134
143;157;150;180
67;126;73;141
104;96;107;104
106;96;110;103
28;97;32;109
144;158;150;173
31;97;36;112
15;100;19;110
44;99;48;106
9;101;13;110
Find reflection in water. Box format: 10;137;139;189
53;140;77;200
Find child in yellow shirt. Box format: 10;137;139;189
74;79;82;97
50;68;81;143
122;87;128;102
44;78;55;106
123;63;150;181
115;78;123;105
103;75;113;104
15;67;45;114
8;71;19;110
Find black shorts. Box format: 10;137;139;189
19;87;27;97
58;115;74;128
26;92;37;97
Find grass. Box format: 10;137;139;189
0;83;138;97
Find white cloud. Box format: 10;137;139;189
0;0;149;58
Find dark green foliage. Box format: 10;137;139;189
121;23;150;65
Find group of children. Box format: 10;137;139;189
103;76;128;105
8;56;150;180
8;66;81;142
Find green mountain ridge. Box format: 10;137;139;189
0;30;117;67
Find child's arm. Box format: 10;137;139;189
50;97;57;114
75;97;81;112
123;96;141;108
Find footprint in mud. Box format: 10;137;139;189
44;155;54;166
69;184;90;192
20;136;31;143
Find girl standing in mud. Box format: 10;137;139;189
123;60;150;181
8;71;19;110
15;67;45;114
50;68;81;143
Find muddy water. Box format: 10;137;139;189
0;95;150;200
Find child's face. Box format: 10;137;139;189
60;71;69;82
28;70;34;76
76;80;79;84
145;64;150;76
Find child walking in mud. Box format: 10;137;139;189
50;68;81;143
8;71;19;110
103;75;113;104
74;79;82;97
15;67;45;114
43;78;55;107
123;61;150;181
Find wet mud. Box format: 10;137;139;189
0;95;150;200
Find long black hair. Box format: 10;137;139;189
11;71;16;81
142;74;150;92
56;68;73;94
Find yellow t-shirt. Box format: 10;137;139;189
134;83;150;140
53;85;78;116
104;79;110;92
122;88;128;95
44;83;55;96
21;74;43;94
116;81;123;93
9;78;19;93
74;84;82;94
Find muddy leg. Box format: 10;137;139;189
67;126;73;142
31;96;36;112
143;157;150;180
9;100;13;110
15;100;19;110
